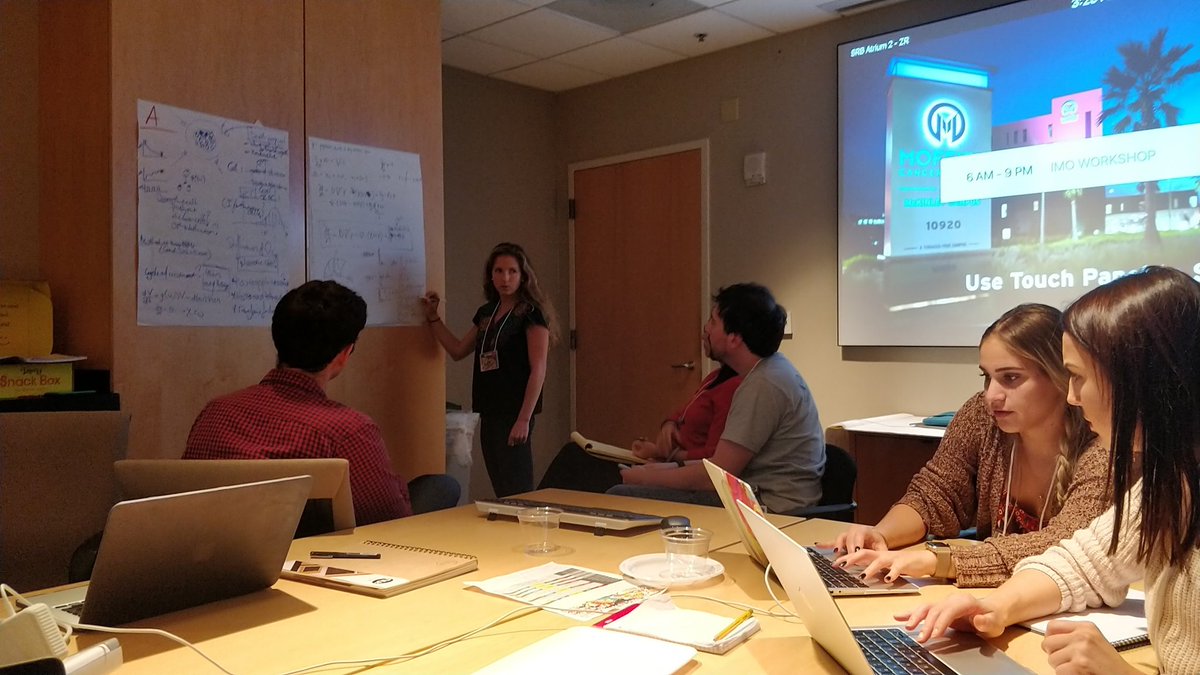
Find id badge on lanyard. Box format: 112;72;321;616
479;349;499;372
479;304;512;373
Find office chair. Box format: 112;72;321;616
407;474;461;514
782;443;857;522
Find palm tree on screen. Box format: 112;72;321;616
1099;28;1200;244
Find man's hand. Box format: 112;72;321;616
620;465;651;484
656;420;680;458
1042;621;1138;675
631;438;661;460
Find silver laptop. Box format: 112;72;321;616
29;476;311;627
115;458;356;534
737;502;1029;675
703;459;917;595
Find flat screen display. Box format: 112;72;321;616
838;0;1200;346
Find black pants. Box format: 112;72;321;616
479;414;535;497
537;442;621;493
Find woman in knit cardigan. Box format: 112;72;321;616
829;303;1108;587
899;266;1200;675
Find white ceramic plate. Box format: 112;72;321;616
619;553;725;588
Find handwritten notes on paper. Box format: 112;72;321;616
307;138;426;326
137;100;292;326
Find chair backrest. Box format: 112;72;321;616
115;458;356;534
819;444;857;507
407;473;462;514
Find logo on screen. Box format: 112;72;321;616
1060;100;1079;124
924;102;966;147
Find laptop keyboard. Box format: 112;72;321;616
56;601;86;617
853;628;957;675
480;498;660;523
805;547;869;589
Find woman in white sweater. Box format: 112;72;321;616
896;266;1200;675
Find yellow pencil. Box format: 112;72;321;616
713;608;754;641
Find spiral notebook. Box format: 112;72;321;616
571;431;649;465
1019;590;1150;651
282;538;477;598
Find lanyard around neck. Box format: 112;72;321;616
481;302;513;351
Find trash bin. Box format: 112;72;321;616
445;410;479;506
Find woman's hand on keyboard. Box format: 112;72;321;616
895;592;1005;643
821;524;890;555
835;548;936;582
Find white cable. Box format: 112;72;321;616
72;623;238;675
277;605;542;675
669;592;794;620
761;563;800;620
1;583;74;643
6;579;662;675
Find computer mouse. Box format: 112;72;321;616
660;515;690;529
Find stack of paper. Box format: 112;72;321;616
601;596;759;655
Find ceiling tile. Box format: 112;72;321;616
442;35;539;75
441;0;535;36
546;0;707;33
469;7;619;59
625;9;773;57
555;36;685;77
494;59;610;92
714;0;829;33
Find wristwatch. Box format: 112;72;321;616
925;540;954;578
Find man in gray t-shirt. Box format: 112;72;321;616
608;283;825;512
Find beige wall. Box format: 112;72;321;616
442;67;565;497
0;0;39;281
443;0;1017;489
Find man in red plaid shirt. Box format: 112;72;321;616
184;280;411;524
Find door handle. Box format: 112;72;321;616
670;361;695;370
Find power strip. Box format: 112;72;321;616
0;603;69;667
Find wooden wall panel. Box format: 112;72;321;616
101;0;445;478
109;1;305;457
0;0;39;282
38;1;112;366
306;0;446;478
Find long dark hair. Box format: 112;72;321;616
981;303;1097;514
1063;266;1200;565
482;242;559;345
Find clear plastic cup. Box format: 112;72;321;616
517;506;563;555
660;526;712;578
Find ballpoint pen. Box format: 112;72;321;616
713;609;754;641
309;551;382;559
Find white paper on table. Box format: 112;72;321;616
833;413;947;438
463;562;658;621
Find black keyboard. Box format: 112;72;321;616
806;547;868;589
474;497;661;533
854;628;957;674
56;601;85;617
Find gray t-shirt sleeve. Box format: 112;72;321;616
721;373;784;453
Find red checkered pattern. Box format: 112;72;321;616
184;368;411;524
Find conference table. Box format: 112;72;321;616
69;489;1158;674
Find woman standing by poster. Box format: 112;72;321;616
423;242;557;497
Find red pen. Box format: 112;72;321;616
593;602;641;628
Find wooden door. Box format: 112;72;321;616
572;149;703;446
